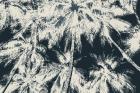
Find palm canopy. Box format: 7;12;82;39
0;0;140;93
40;0;135;50
40;0;140;72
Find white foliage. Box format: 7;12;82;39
85;56;135;93
0;0;139;93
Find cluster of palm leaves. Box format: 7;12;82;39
0;0;140;93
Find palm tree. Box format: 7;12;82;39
84;55;135;93
0;0;140;93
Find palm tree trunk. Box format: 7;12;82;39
108;36;140;71
102;22;140;71
1;49;29;93
66;34;75;93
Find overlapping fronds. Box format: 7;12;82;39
0;0;140;93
